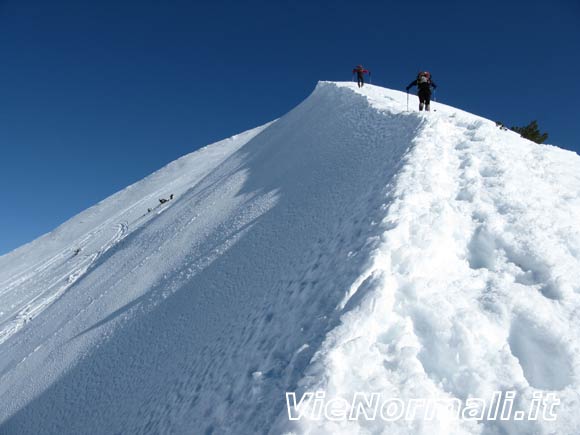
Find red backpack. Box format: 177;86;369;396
417;71;431;84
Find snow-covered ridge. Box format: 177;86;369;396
1;82;579;435
279;83;580;435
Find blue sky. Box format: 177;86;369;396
1;0;579;255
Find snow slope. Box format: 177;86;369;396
1;82;579;435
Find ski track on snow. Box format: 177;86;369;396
0;222;129;345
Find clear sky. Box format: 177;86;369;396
1;0;579;256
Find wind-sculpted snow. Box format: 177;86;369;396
274;84;580;435
1;82;580;435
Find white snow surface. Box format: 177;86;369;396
1;82;580;435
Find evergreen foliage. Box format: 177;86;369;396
511;120;549;144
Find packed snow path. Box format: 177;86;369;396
0;82;579;435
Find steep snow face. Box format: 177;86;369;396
1;82;580;435
0;124;270;346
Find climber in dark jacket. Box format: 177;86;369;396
353;65;370;88
406;71;437;111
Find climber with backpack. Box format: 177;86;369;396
406;71;437;111
352;65;370;88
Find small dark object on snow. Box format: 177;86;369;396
159;194;174;204
495;121;508;131
73;248;81;256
